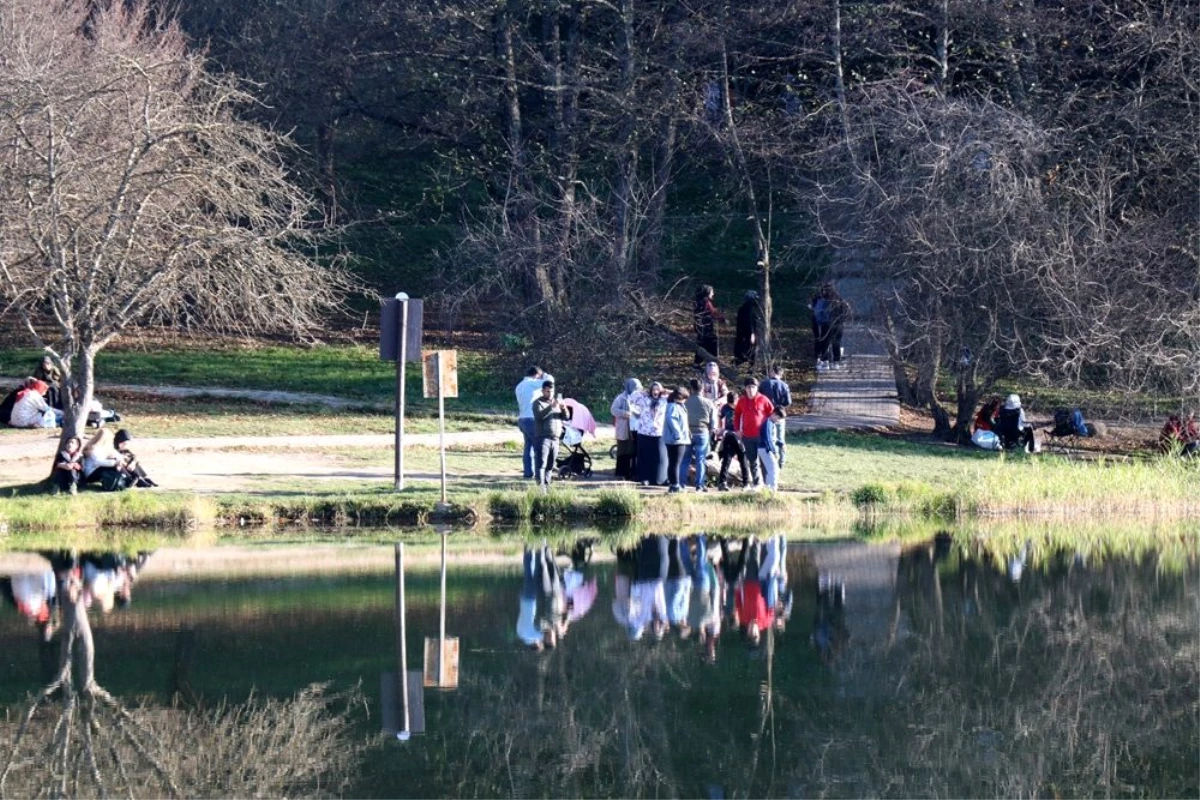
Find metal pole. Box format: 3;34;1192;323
395;297;408;491
438;531;448;687
437;352;448;504
395;543;410;735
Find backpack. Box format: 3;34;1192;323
813;298;831;326
1052;407;1090;438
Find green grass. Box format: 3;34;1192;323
0;344;516;415
65;394;508;438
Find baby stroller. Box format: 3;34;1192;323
556;398;596;479
556;426;593;479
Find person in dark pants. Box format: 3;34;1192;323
663;387;691;493
757;366;792;466
693;285;726;365
532;380;572;487
633;382;668;486
610;378;642;480
515;366;553;479
716;391;750;490
734;290;764;369
996;393;1036;453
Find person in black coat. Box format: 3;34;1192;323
734;291;764;369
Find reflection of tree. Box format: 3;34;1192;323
803;548;1200;798
1;583;363;798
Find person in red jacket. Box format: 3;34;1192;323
732;379;774;489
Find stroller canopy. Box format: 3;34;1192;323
562;398;596;437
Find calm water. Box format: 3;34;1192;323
1;534;1196;798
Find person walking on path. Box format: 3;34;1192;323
515;366;554;479
681;378;718;491
757;366;792;466
663;387;692;493
733;379;774;489
734;291;764;369
532;380;572;488
693;285;726;366
610;378;642;480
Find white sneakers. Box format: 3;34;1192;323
816;360;829;372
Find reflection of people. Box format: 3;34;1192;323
518;545;564;651
665;537;693;635
812;573;848;664
727;537;776;648
687;535;723;662
628;535;668;640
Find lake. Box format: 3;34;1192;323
1;532;1196;798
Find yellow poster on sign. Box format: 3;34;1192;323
421;350;458;398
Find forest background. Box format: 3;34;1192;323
4;0;1198;440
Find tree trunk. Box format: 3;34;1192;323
952;360;979;444
637;4;682;280
717;20;774;365
611;0;639;285
59;346;97;451
495;0;557;310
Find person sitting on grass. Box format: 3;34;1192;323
52;436;85;495
1159;411;1199;457
113;429;157;488
996;394;1036;453
9;379;59;429
974;397;1002;434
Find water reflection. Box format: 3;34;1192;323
0;535;1195;799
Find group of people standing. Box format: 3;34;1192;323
693;281;850;373
610;362;791;491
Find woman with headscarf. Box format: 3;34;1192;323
734;290;764;369
632;382;668;486
610;378;642;481
693;285;726;365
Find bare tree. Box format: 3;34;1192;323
0;0;349;453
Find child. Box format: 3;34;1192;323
53;436;84;495
717;390;751;490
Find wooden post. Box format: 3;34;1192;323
395;543;410;736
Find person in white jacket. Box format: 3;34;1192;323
9;379;58;428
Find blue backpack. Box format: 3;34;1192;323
813;298;831;326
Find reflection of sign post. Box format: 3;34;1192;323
423;532;459;690
423;637;459;689
382;543;424;739
380;296;424;492
422;350;457;504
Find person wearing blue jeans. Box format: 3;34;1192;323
515;366;553;478
681;378;718;491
